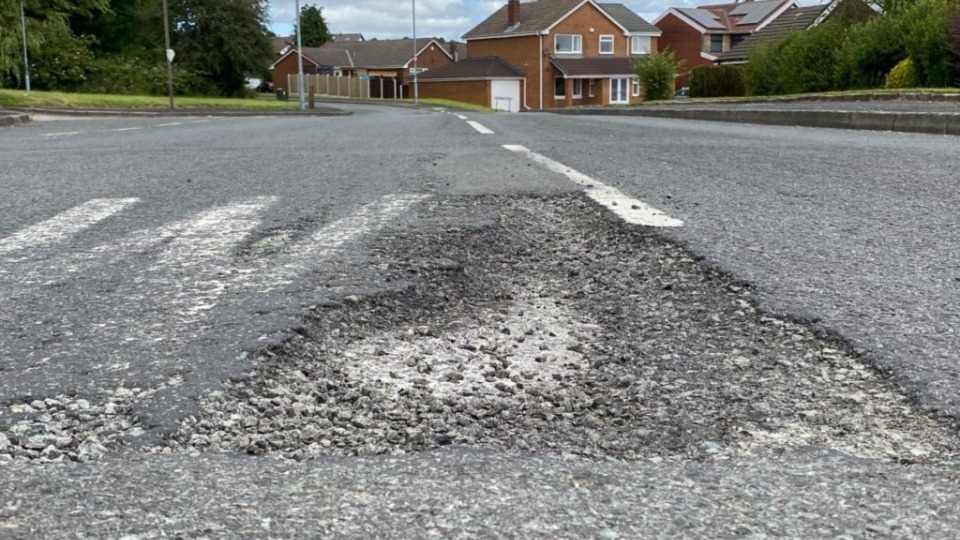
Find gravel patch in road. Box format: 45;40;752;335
170;194;958;462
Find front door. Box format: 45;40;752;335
610;78;629;104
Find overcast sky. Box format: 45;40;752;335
268;0;826;41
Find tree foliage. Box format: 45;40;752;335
296;5;330;48
632;50;683;101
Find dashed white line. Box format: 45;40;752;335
158;122;182;127
503;145;684;228
41;131;82;138
0;198;140;253
111;127;143;132
467;121;495;135
454;114;469;120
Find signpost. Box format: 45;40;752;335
161;0;174;110
19;0;30;92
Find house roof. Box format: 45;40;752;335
301;45;355;68
550;56;636;78
418;56;526;80
464;0;659;40
660;0;795;34
340;38;451;69
718;5;824;63
273;36;293;56
597;4;660;33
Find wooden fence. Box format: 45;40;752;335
285;74;410;100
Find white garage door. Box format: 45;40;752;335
490;80;521;113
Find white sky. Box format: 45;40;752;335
268;0;827;41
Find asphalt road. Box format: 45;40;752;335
1;104;959;537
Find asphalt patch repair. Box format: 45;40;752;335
162;193;960;464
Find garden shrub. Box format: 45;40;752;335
689;65;746;98
834;15;905;89
898;0;953;87
632;50;683;101
884;57;920;88
744;42;781;96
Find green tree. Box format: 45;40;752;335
169;0;273;96
0;0;106;88
632;49;683;101
295;5;330;47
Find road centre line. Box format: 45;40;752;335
40;131;82;137
0;198;140;253
467;121;495;135
454;114;469;120
502;145;684;228
158;122;182;127
111;127;143;132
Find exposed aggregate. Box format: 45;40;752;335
168;195;959;463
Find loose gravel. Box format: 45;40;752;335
168;194;959;463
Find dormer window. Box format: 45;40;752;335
554;34;582;54
599;35;614;54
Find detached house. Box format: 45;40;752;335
456;0;661;109
654;0;797;87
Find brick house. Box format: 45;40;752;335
462;0;661;109
654;0;797;87
270;38;453;94
417;56;526;112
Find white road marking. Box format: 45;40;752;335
41;131;82;137
467;121;494;135
191;120;210;124
0;198;139;253
111;127;143;132
158;122;182;127
454;114;469;120
503;144;684;228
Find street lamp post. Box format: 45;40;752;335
295;0;305;110
161;0;174;110
19;0;30;92
412;0;418;105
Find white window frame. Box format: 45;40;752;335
554;34;582;54
631;78;640;97
630;36;651;55
599;35;614;55
554;77;583;99
588;79;595;97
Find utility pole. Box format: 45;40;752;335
19;0;30;92
412;0;418;105
295;0;305;110
161;0;174;109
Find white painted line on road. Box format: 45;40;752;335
41;131;82;138
191;120;210;124
467;121;494;135
0;198;140;253
455;114;469;120
111;127;143;132
158;122;182;127
503;145;684;228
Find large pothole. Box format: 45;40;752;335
168;194;959;463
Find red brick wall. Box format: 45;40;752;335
467;35;542;109
418;80;490;107
270;53;319;91
402;44;454;84
655;12;708;88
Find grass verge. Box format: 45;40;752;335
640;87;960;105
0;89;302;110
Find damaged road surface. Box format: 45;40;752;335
1;106;959;538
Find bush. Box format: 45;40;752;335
898;0;953;87
632;50;683;101
949;10;960;85
689;65;746;98
744;42;781;96
775;23;848;94
885;57;920;88
834;16;905;89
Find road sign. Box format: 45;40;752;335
166;49;175;63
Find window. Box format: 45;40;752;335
554;34;582;53
630;36;651;55
709;34;723;53
588;79;595;97
554;77;582;99
599;35;614;54
632;78;640;97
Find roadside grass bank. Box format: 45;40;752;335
641;88;960;106
0;89;302;110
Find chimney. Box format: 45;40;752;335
507;0;521;27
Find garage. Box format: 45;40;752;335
417;56;526;112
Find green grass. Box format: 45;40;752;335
639;87;959;105
0;89;302;110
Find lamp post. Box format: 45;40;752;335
412;0;418;105
161;0;174;110
19;0;30;92
295;0;305;110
